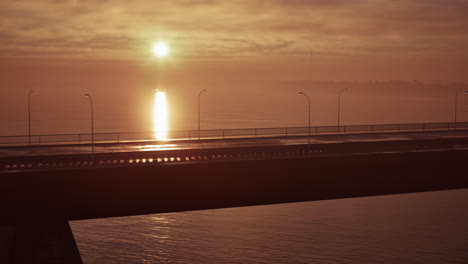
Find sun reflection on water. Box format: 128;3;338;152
154;90;169;141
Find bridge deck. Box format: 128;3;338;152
2;129;468;264
1;145;467;222
3;129;468;263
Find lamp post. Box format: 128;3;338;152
198;89;206;140
454;88;468;129
28;90;34;144
337;88;349;133
84;94;94;158
298;92;311;147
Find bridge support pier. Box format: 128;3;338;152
0;221;83;264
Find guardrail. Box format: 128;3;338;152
3;136;468;172
1;121;468;146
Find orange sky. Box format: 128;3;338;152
0;0;467;81
1;0;468;136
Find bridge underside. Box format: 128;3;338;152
1;148;468;263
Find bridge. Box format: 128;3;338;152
1;122;468;263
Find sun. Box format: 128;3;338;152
152;41;170;58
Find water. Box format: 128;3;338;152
2;80;468;263
71;190;468;264
1;80;465;135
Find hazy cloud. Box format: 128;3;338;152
0;0;467;62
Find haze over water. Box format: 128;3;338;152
1;80;467;136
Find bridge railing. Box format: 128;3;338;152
1;121;468;146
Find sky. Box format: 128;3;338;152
1;0;468;136
0;0;467;81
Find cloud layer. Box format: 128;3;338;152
1;0;467;63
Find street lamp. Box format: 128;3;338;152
298;92;311;147
198;89;207;140
337;88;349;133
28;90;34;144
84;94;94;158
454;88;468;129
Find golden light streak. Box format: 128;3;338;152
139;144;179;151
153;90;169;140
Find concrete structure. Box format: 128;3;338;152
1;132;468;263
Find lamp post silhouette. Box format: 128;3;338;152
454;88;468;129
28;90;34;144
84;94;94;158
198;90;207;140
337;88;349;133
298;92;311;147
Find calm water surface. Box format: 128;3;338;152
71;189;468;264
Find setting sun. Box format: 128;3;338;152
152;41;170;58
